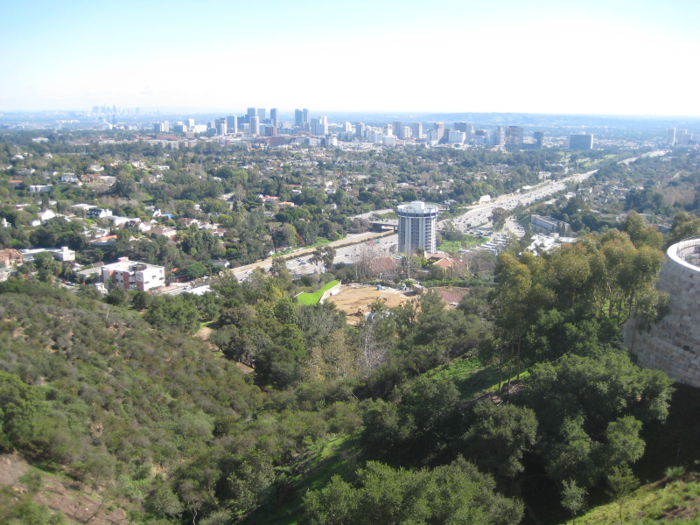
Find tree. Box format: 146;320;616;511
144;296;200;333
146;484;184;519
665;211;700;249
561;479;587;525
522;353;671;489
0;371;47;451
623;211;662;250
105;286;129;307
303;458;523;525
227;450;275;514
310;245;336;271
184;262;207;280
305;329;355;381
606;465;639;523
461;401;538;479
491;207;511;231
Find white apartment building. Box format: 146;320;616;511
397;201;439;254
101;257;165;292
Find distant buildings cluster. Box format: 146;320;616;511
666;128;696;147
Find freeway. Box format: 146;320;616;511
442;169;598;232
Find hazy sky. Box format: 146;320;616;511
1;0;698;115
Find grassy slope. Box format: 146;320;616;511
428;356;529;401
572;475;700;524
296;280;340;305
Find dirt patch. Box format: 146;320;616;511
432;287;469;307
327;285;414;325
236;362;255;374
196;326;213;340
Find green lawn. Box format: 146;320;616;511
296;280;340;305
438;236;488;253
438;240;463;252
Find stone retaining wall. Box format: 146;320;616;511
623;237;700;387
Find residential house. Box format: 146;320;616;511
0;248;23;268
87;208;113;219
38;209;56;223
60;173;80;183
90;235;118;248
28;185;52;193
150;226;177;239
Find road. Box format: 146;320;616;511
442;169;598;233
228;230;396;282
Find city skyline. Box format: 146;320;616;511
1;0;699;116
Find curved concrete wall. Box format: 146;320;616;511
624;237;700;387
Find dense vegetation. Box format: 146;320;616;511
0;211;689;524
1;131;699;524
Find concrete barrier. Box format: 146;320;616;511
319;281;342;304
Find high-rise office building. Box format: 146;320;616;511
162;121;170;132
302;109;310;125
454;122;473;140
356;122;366;138
505;126;523;146
434;122;445;141
534;131;544;149
411;122;423;139
384;124;394;136
667;128;677;145
494;126;505;146
569;134;594;150
448;130;466;144
249;116;260;135
311;116;328;136
474;129;489;145
186;118;195;128
257;108;266;121
270;108;278;127
397;201;439;254
295;109;303;127
226;115;238;133
246;108;256;124
215;118;227;136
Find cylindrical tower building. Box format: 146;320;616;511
397;201;439;255
624;237;700;387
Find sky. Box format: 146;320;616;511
0;0;698;116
